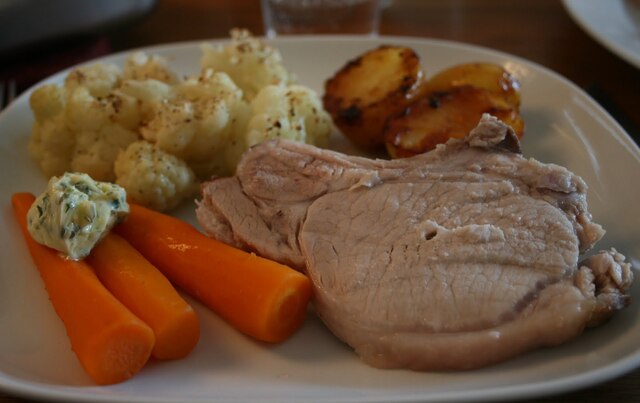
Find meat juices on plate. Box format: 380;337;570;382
196;114;633;371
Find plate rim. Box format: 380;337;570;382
562;0;640;69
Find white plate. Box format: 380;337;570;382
563;0;640;69
1;36;640;403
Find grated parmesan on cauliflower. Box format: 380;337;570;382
115;141;197;212
201;28;293;100
28;30;334;211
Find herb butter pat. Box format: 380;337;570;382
27;172;129;260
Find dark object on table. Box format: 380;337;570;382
0;0;155;54
0;0;155;97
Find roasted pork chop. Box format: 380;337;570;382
196;115;633;370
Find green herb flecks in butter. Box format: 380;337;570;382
27;172;129;260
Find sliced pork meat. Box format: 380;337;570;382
196;114;633;371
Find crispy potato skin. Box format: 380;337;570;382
324;47;524;156
323;46;429;150
385;62;524;157
424;63;521;108
385;86;524;158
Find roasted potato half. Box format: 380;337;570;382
323;46;429;150
384;86;524;158
424;62;521;108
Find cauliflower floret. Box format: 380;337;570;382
64;87;108;132
119;79;175;122
62;86;140;181
64;63;121;98
28;85;75;176
66;86;142;132
105;90;143;130
27;31;334;212
30;80;142;182
72;124;140;182
245;84;332;150
30;84;66;123
124;52;179;84
141;69;250;178
200;29;293;100
119;79;175;104
28;115;75;177
115;141;197;212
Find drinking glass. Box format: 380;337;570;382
261;0;381;38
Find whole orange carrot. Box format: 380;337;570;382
116;203;313;343
11;193;155;385
87;233;200;360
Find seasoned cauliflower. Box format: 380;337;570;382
29;62;143;182
124;52;179;84
245;84;332;149
65;86;140;181
119;78;174;104
64;63;121;98
28;31;335;212
119;79;175;123
114;141;197;212
30;84;66;123
201;29;293;100
28;85;75;176
66;85;142;132
28;115;75;177
71;126;139;182
141;68;250;178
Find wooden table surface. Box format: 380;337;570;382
2;0;639;402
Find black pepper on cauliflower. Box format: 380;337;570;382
28;30;333;212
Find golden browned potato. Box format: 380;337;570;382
323;46;429;150
384;86;524;158
424;62;521;108
384;62;524;157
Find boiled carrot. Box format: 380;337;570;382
11;193;155;385
115;203;313;343
87;233;200;360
